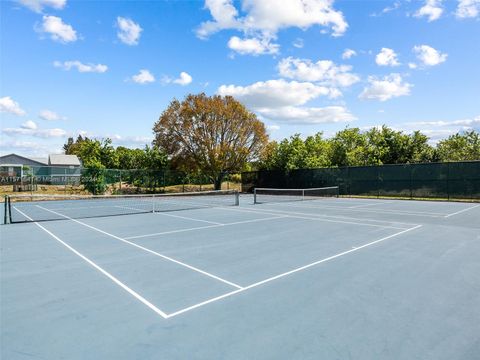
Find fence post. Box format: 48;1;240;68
410;165;413;199
447;162;450;201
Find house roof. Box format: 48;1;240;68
48;154;81;166
0;153;48;165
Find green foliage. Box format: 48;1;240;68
153;93;268;189
257;125;466;171
80;159;107;195
436;131;480;161
63;138;168;170
260;133;331;170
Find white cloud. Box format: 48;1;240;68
0;96;26;116
197;0;348;55
370;1;401;17
408;116;480;128
218;79;334;108
359;74;412;102
266;124;280;131
117;17;142;45
456;0;480;18
258;105;356;124
408;62;418;69
53;60;108;73
39;15;77;43
21;120;38;130
292;38;304;48
228;36;279;55
382;1;401;14
2;126;67;138
375;48;400;66
0;139;55;157
18;0;66;13
173;72;193;86
342;48;357;60
196;0;241;39
39;109;66;121
413;45;447;66
131;69;155;84
277;57;360;88
414;0;444;22
396;115;480;143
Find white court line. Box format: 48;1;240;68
261;201;446;217
13;207;169;319
222;205;419;227
219;206;410;229
348;203;385;209
125;215;288;240
166;224;423;318
444;204;480;218
116;205;222;225
36;205;243;290
154;211;223;225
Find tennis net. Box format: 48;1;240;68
253;186;339;204
5;190;239;224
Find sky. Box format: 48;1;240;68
0;0;479;158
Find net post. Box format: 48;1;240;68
253;188;257;204
3;196;7;225
336;186;339;198
235;191;239;206
152;194;156;213
302;189;305;201
8;196;12;224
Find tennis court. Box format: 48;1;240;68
1;189;479;359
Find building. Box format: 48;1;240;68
0;153;81;180
48;154;82;167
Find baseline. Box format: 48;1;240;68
444;204;480;218
13;207;169;319
34;205;243;290
261;201;447;217
219;205;415;229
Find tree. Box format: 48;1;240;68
153;93;268;189
364;126;434;164
436;130;480;161
329;127;368;166
63;135;88;155
259;133;331;170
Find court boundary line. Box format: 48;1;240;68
444;204;480;218
218;206;414;229
35;205;244;290
348;203;385;209
13;207;169;319
116;205;223;225
259;201;447;217
11;205;422;320
165;224;423;318
125;215;288;240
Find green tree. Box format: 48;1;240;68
329;127;368;166
260;133;331;170
364;126;434;164
153;93;268;189
436;130;480;161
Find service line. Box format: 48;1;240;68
166;224;423;318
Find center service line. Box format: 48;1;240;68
36;205;244;290
13;207;169;319
166;224;423;318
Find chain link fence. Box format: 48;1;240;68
242;161;480;201
0;165;241;195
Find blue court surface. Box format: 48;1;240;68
1;195;479;359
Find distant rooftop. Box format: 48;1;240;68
48;154;81;166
